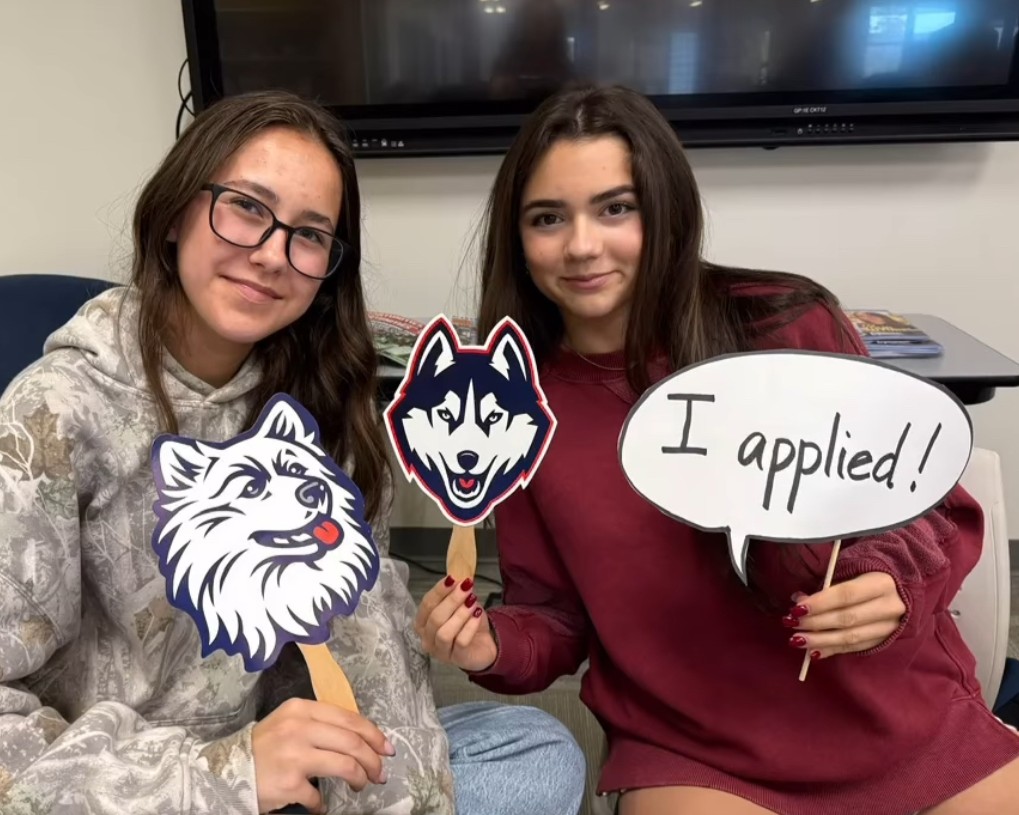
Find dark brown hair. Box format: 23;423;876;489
130;90;388;520
477;85;850;592
477;84;846;393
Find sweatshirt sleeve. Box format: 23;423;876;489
0;367;258;815
469;486;591;694
748;301;981;652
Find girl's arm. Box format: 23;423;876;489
469;486;592;694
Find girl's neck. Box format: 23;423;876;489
165;307;252;388
562;309;629;356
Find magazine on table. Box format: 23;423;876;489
844;309;943;359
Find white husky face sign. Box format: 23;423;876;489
151;394;378;672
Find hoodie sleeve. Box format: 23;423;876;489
0;364;258;815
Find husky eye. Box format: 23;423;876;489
285;461;307;476
484;411;503;426
241;474;268;498
437;408;454;423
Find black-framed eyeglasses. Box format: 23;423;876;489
201;183;346;280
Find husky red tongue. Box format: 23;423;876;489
459;478;476;489
313;520;341;546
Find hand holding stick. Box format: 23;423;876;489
798;539;842;682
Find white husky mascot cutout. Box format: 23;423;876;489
151;393;379;672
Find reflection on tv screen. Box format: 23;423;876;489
213;0;1019;106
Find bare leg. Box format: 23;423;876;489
620;786;778;815
923;754;1019;815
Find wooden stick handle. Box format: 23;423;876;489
446;524;477;581
799;539;842;683
298;642;359;713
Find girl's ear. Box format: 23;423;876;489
168;223;179;242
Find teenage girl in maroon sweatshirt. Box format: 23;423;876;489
415;86;1019;815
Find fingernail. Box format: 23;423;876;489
790;604;809;619
379;767;389;784
781;615;800;628
460;578;474;592
465;594;477;609
791;591;807;603
443;575;456;588
472;606;483;618
811;650;822;661
383;738;396;756
789;635;808;648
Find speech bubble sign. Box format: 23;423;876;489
619;351;973;583
384;315;557;526
151;393;379;672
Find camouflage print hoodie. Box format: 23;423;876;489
0;286;455;815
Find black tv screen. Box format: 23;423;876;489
184;0;1019;154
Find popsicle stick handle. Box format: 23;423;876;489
298;642;359;713
446;524;477;581
798;539;842;683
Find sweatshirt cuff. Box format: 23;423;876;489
187;722;259;815
467;609;532;687
832;555;921;655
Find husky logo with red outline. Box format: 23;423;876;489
384;316;556;525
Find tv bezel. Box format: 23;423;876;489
182;0;1019;156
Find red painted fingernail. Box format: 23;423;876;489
465;594;477;609
789;635;808;648
790;605;809;619
443;575;456;588
811;651;822;661
472;606;483;618
781;615;800;628
460;578;474;592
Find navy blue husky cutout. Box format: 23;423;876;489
384;315;557;526
150;393;379;673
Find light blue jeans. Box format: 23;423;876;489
441;701;586;815
277;701;586;814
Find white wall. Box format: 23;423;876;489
2;2;1017;532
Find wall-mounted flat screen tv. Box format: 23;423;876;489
183;0;1019;155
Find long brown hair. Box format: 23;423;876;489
478;84;846;394
130;90;388;520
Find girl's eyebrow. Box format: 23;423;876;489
222;178;336;230
521;184;636;213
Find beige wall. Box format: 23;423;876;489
2;1;1017;533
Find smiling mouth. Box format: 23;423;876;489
224;276;282;300
252;515;342;550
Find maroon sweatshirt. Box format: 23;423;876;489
472;302;1019;814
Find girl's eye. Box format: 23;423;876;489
228;195;264;216
294;227;325;246
604;202;635;217
532;213;562;228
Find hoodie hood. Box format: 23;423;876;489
43;285;262;404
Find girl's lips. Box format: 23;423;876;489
562;272;613;291
224;276;281;303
